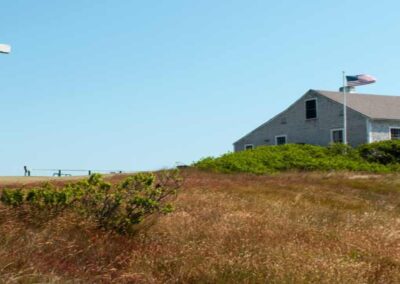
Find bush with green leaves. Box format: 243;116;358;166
0;170;182;235
194;143;392;174
0;189;24;207
358;140;400;165
80;171;182;234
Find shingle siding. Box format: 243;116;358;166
234;90;368;151
370;120;400;142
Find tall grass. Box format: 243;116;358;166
1;170;400;282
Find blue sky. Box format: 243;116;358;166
1;1;399;175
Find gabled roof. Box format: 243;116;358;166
314;89;400;120
234;89;400;145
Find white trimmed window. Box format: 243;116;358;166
244;144;254;150
390;128;400;140
305;98;317;119
331;128;344;143
275;135;287;145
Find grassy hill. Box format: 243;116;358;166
1;169;400;283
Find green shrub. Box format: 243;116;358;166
358;140;400;165
194;144;392;174
81;171;181;234
327;143;356;157
0;171;182;235
0;189;24;207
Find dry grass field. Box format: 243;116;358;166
0;176;87;188
1;170;400;283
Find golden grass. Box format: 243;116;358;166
1;170;400;283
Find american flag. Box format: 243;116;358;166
346;74;376;87
0;44;11;54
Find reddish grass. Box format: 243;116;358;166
1;169;400;283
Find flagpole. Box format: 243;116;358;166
342;71;347;145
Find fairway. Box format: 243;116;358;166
0;176;89;188
0;174;126;188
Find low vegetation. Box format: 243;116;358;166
1;142;400;282
358;139;400;164
195;141;400;174
0;171;182;235
0;170;400;282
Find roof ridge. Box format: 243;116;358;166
314;89;400;98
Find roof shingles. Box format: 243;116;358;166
315;89;400;120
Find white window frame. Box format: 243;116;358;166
305;98;318;120
275;135;287;145
389;127;400;140
244;144;254;150
330;128;344;143
366;119;372;143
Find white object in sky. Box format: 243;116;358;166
0;44;11;54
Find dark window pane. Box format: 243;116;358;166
276;136;286;145
245;144;254;150
391;128;400;140
305;99;317;119
332;130;343;143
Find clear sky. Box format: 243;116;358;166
1;1;399;175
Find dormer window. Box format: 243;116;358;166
305;99;317;119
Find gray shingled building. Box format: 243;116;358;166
234;89;400;152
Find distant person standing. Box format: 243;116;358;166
24;166;30;176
